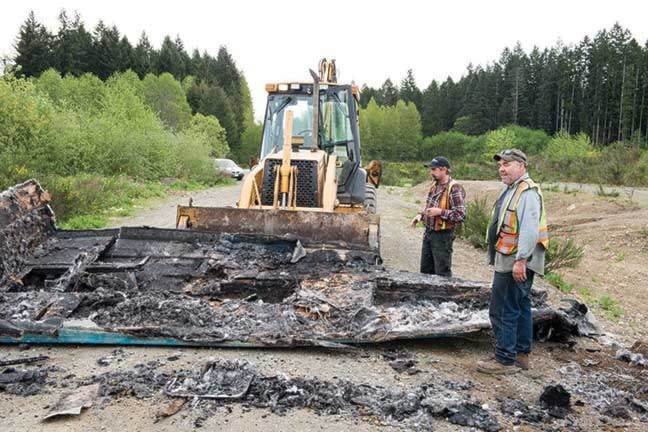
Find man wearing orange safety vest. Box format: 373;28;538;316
411;156;466;277
477;149;548;375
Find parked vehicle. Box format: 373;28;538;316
214;158;244;180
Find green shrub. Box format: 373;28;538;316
381;162;429;187
58;214;107;230
457;196;491;249
544;271;573;293
481;128;517;163
595;185;620;197
544;132;594;162
578;286;595;303
503;125;551;155
41;174;165;222
545;236;584;272
598;295;623;319
419;131;477;161
598;142;644;185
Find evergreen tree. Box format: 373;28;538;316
399;69;423;111
52;10;94;76
377;79;399;106
132;32;156;78
13;11;53;77
421;80;443;136
359;84;378;109
186;81;239;154
157;36;185;78
91;22;124;80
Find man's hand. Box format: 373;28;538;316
513;259;527;283
425;207;443;217
410;213;422;228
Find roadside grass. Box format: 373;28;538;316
578;286;595;303
544;271;573;293
58;214;107;230
640;225;648;238
48;174;232;229
544;276;624;321
598;294;623;320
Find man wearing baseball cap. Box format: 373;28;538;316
477;149;548;375
410;156;466;277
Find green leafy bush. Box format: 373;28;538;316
381;162;429;187
41;174;166;222
419;131;477;161
456;196;491;249
598;142;643;185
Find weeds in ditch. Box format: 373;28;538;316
544;271;573;293
598;295;623;320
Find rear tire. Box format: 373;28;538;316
364;183;377;214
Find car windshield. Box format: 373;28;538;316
215;159;237;169
260;88;354;160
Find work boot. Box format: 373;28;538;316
516;353;530;370
476;358;519;375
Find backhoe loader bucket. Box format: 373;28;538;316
176;206;380;256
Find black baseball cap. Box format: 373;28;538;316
423;156;451;169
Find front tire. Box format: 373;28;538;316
364;183;377;214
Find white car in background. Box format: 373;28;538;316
214;158;244;181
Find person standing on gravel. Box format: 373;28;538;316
477;149;548;375
410;156;466;277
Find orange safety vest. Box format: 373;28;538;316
491;178;549;255
430;179;462;231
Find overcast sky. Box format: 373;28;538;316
2;0;647;121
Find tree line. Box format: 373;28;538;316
10;12;648;156
11;10;255;159
360;23;648;147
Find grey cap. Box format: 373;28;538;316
494;149;527;163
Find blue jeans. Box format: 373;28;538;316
489;270;534;365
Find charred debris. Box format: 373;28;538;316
0;180;594;347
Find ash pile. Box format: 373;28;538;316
1;180;593;347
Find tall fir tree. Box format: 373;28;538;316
13;11;53;77
399;69;423;111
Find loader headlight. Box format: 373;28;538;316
290;83;301;90
278;83;289;91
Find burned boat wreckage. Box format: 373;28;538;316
0;180;596;348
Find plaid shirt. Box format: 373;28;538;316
422;178;466;230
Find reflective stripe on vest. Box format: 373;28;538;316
434;179;458;231
491;178;549;255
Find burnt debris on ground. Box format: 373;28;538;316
0;180;592;347
1;353;645;429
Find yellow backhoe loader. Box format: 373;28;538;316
176;59;381;255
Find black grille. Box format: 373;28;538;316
261;159;318;207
